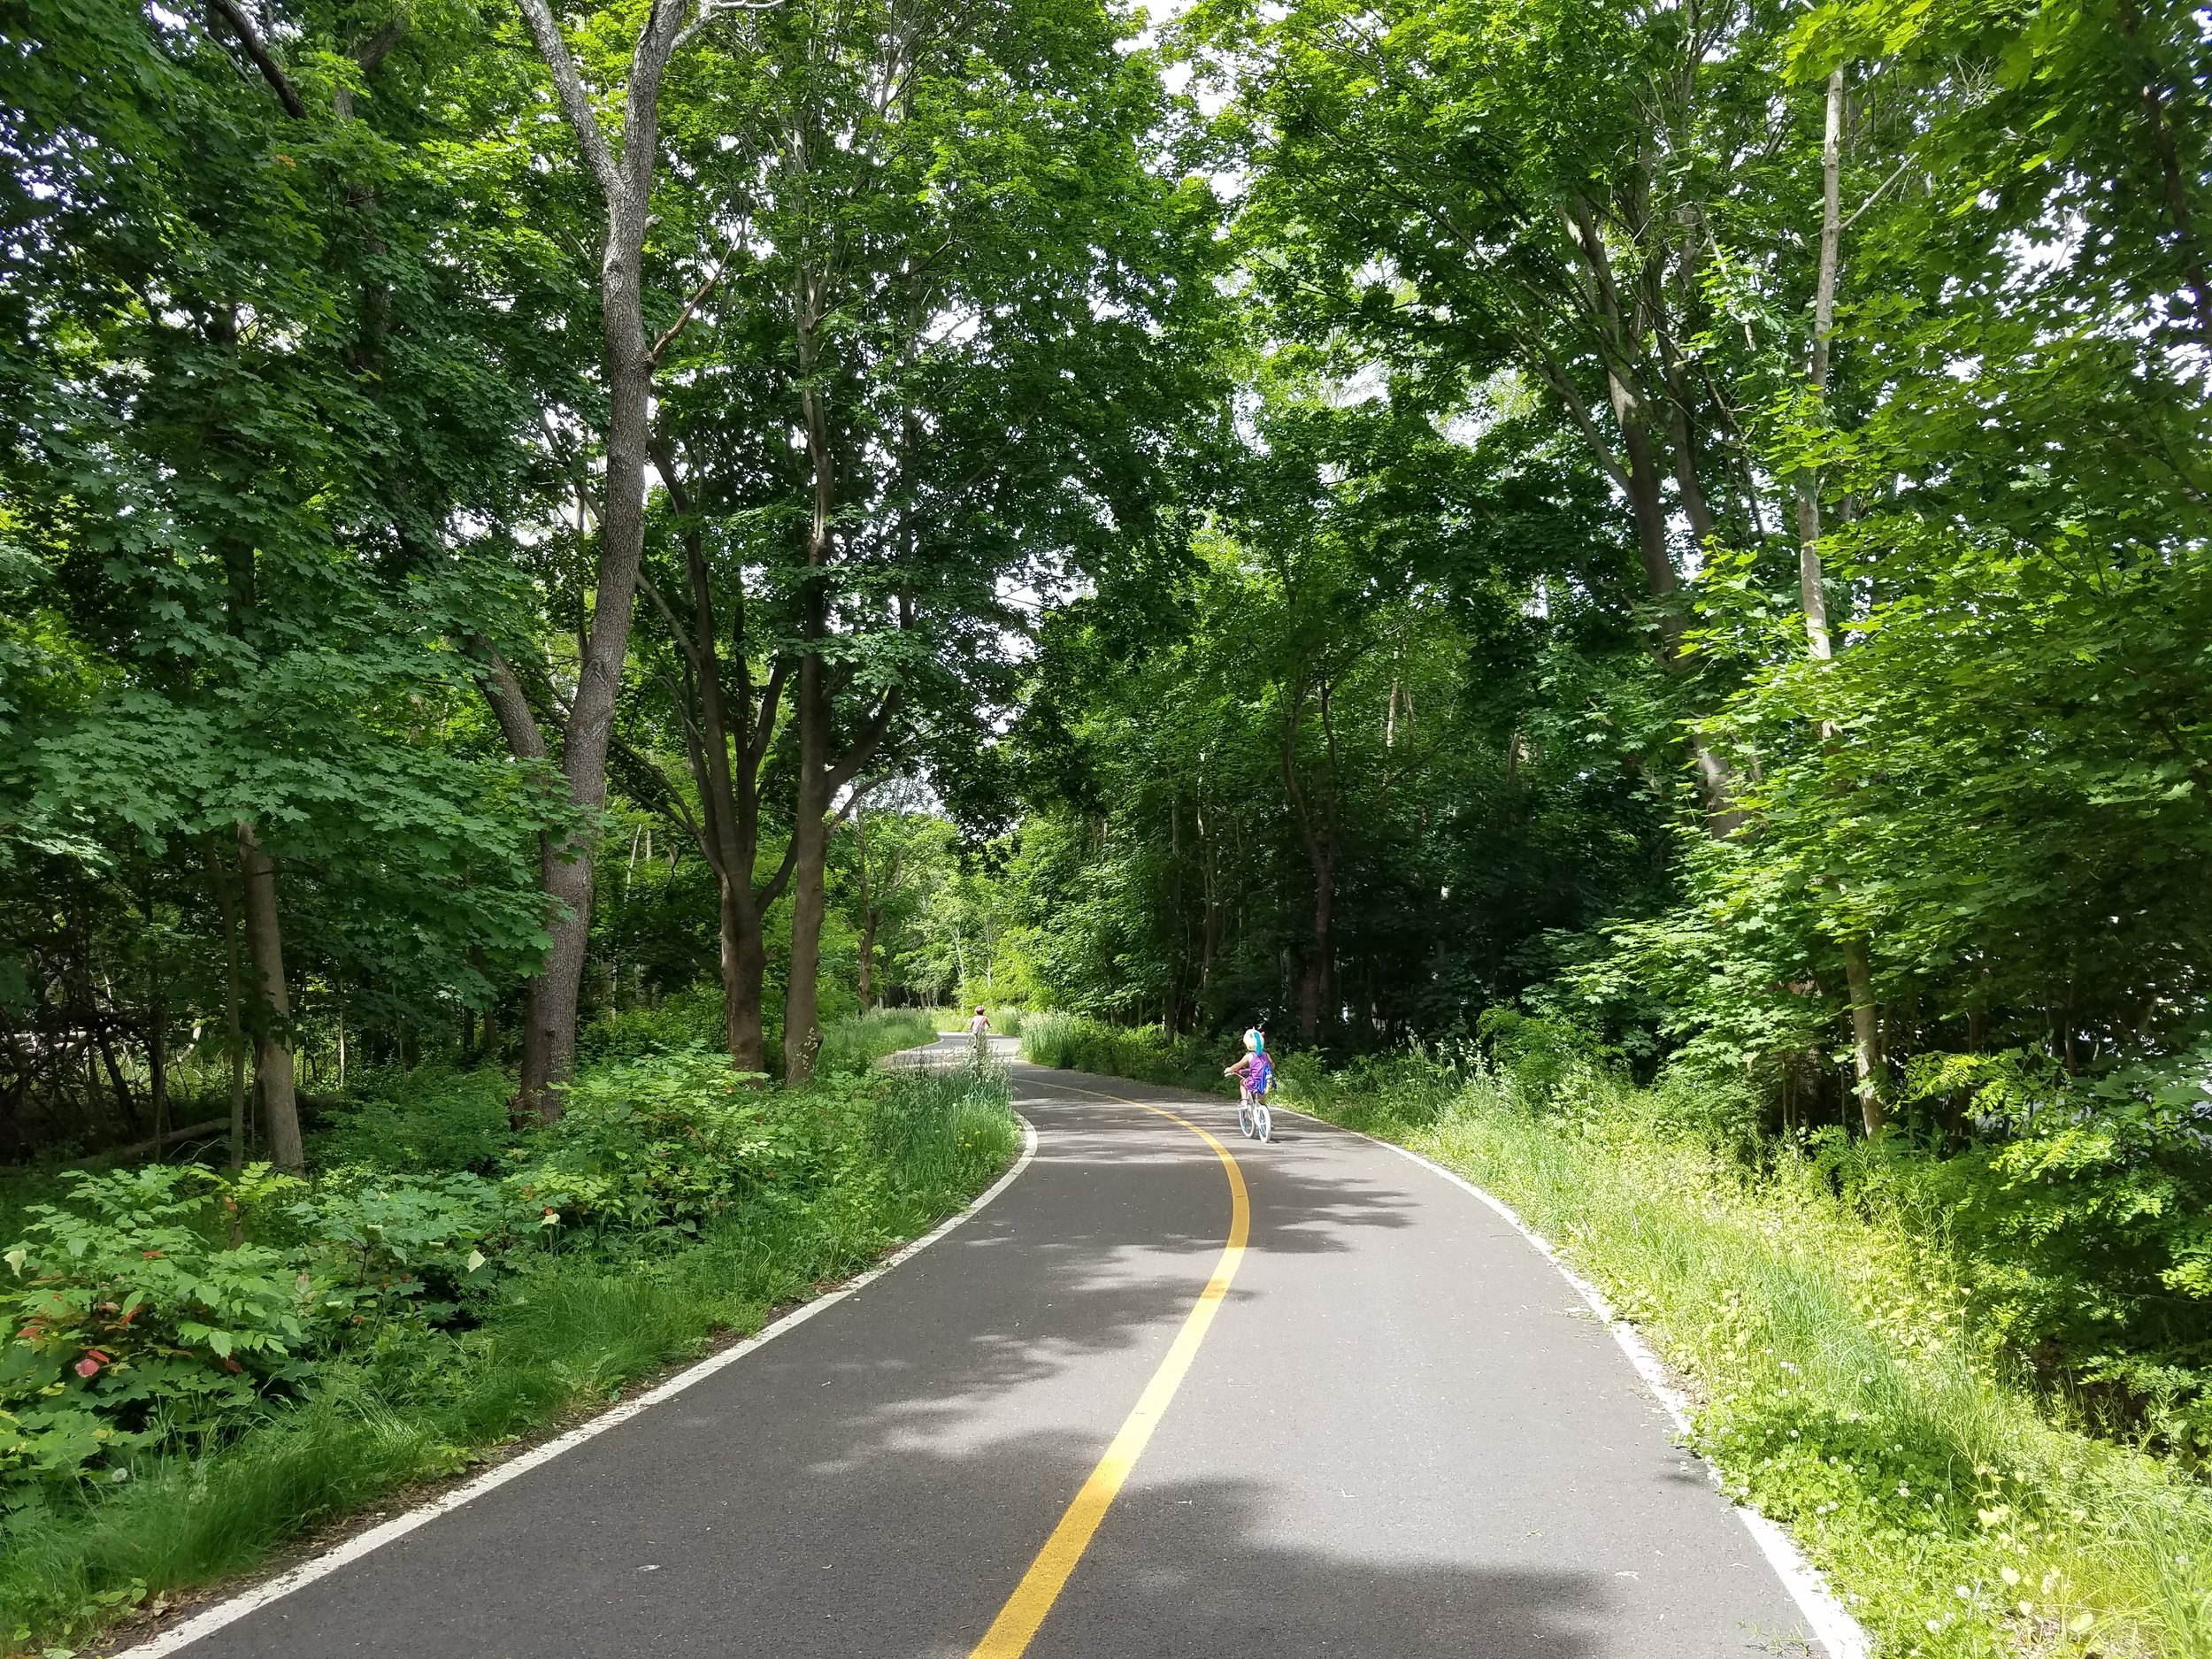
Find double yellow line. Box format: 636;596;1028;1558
968;1094;1251;1658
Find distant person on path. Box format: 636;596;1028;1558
968;1005;991;1056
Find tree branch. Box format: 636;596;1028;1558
471;639;549;762
750;659;788;764
334;8;409;119
824;687;901;800
516;0;620;203
206;0;309;119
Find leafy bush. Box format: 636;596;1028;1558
1857;1046;2212;1454
310;1065;517;1173
1018;1010;1081;1067
575;985;726;1066
1;1167;324;1493
0;1064;1018;1647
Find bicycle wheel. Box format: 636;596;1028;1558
1237;1102;1255;1139
1255;1102;1272;1142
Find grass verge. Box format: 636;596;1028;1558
1018;1011;1228;1093
1286;1060;2212;1659
2;1063;1020;1656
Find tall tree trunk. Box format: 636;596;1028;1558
148;979;168;1157
1547;202;1739;832
235;821;304;1171
649;440;787;1075
782;654;832;1086
1299;860;1334;1041
720;879;772;1071
203;834;250;1179
855;812;876;1009
1793;67;1887;1138
1840;936;1886;1136
776;316;900;1086
513;0;695;1121
1281;680;1341;1043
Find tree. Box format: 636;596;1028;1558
1194;0;1835;819
1;0;571;1163
630;0;1225;1082
495;0;709;1118
1006;362;1675;1042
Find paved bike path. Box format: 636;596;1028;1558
132;1045;1832;1657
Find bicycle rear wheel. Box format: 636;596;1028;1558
1255;1102;1272;1142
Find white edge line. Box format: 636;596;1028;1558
119;1109;1041;1658
1270;1104;1870;1659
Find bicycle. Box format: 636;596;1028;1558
1237;1088;1273;1142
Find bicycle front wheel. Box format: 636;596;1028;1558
1237;1102;1255;1139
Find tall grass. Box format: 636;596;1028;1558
0;1065;1018;1653
1018;1010;1082;1067
1287;1053;2212;1659
814;1008;941;1074
1018;1011;1228;1092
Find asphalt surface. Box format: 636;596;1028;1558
140;1039;1825;1657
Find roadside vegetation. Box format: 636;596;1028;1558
1018;1014;1230;1095
0;1020;1012;1654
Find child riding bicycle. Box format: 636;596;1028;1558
1226;1028;1275;1142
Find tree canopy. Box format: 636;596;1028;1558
5;0;2211;1240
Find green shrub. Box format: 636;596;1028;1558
1836;1045;2212;1456
310;1065;517;1173
1017;1012;1225;1090
1;1166;324;1492
0;1048;1015;1511
575;985;726;1066
528;1048;855;1237
1019;1010;1081;1067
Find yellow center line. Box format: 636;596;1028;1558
967;1087;1250;1659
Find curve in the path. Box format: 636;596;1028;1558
117;1041;1853;1658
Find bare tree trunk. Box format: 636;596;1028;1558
235;821;303;1171
1841;935;1886;1136
648;441;788;1075
1299;862;1334;1041
512;0;694;1120
776;311;900;1086
148;979;169;1157
1280;680;1341;1043
720;880;772;1071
